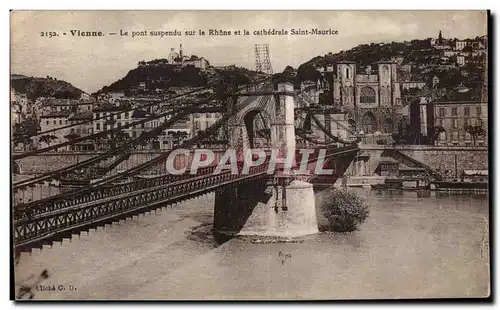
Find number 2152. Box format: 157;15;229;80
40;32;58;38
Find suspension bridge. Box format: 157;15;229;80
11;44;361;253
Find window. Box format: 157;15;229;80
439;108;446;117
451;107;457;116
464;107;470;116
477;107;482;116
206;113;211;118
59;120;62;125
117;113;121;120
46;120;49;125
195;121;200;131
452;119;459;129
96;123;100;130
359;87;376;104
345;67;350;79
477;118;483;126
53;120;56;125
452;131;459;141
96;113;100;118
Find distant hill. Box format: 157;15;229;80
98;62;206;94
11;75;84;101
295;37;486;89
95;58;259;95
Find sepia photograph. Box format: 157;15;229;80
10;10;490;300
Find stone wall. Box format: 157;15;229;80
352;145;488;176
15;150;228;175
396;145;488;173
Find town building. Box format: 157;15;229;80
190;112;221;136
92;103;130;133
443;50;459;57
10;89;29;125
67;111;94;151
38;110;72;149
166;44;209;69
457;55;466;66
163;115;191;149
431;86;487;146
42;98;94;113
402;81;427;90
433;101;487;146
455;40;467;51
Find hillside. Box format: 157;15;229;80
295;37;487;90
10;75;84;101
99;60;206;94
96;58;258;95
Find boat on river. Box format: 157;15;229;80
431;170;488;193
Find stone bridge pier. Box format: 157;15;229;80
214;83;319;238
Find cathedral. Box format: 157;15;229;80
317;61;404;136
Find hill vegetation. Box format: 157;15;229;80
293;37;486;89
11;75;84;101
95;58;260;95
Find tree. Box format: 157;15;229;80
13;133;33;151
430;125;446;145
64;133;81;151
464;124;486;146
320;189;369;232
64;133;80;141
39;135;57;147
115;130;130;145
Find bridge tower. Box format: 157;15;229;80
254;44;273;75
214;79;319;238
271;83;296;168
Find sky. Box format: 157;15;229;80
11;10;488;93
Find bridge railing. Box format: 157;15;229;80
13;165;218;220
14;162;270;250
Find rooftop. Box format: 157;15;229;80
433;86;482;103
40;110;72;118
93;103;127;112
44;98;94;106
68;111;93;120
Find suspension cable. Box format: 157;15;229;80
14;79;270;193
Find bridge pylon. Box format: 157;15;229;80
214;82;320;238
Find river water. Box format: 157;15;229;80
15;188;490;300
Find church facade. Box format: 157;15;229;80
317;61;404;136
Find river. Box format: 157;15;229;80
14;188;490;300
